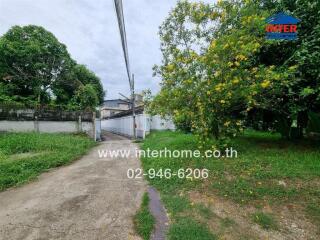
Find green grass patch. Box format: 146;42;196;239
162;194;191;216
168;217;216;240
195;203;214;220
140;130;320;237
133;192;155;240
0;132;95;191
252;212;278;230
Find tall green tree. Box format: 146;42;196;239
72;64;104;104
152;0;301;146
70;84;99;111
53;63;104;106
250;0;320;137
0;25;73;104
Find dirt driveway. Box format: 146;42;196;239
0;132;145;240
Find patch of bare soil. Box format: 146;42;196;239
188;191;319;240
0;133;146;240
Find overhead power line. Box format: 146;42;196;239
114;0;132;87
114;0;136;139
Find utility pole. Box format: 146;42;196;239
131;74;136;139
114;0;136;139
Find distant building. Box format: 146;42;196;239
134;94;143;106
101;94;144;119
101;99;130;118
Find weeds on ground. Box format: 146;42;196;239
168;217;216;240
252;212;278;230
140;130;320;238
0;132;95;191
133;193;155;240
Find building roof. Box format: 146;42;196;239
106;105;144;119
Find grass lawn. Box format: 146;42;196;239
0;132;95;191
140;130;320;239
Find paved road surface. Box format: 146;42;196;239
0;132;145;240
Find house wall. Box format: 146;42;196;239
118;103;130;110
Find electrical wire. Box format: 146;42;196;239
114;0;132;88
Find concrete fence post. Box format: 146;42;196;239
34;116;39;132
78;115;82;132
93;112;96;141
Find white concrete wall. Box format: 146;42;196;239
150;115;175;130
136;114;150;138
102;115;134;137
0;120;95;137
101;114;175;138
0;121;34;132
38;121;78;133
101;114;150;138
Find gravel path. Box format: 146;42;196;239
0;132;146;240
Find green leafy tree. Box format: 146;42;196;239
53;64;104;105
71;64;104;104
256;0;320;137
152;1;217;133
0;25;73;104
0;25;105;108
70;84;99;111
152;0;298;147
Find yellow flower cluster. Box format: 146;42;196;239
261;80;270;88
224;121;231;126
232;78;240;84
214;83;225;92
210;40;216;48
214;71;221;77
166;64;175;72
236;54;248;61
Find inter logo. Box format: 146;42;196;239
265;12;300;40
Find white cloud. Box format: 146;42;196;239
0;0;214;99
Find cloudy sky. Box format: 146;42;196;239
0;0;212;99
